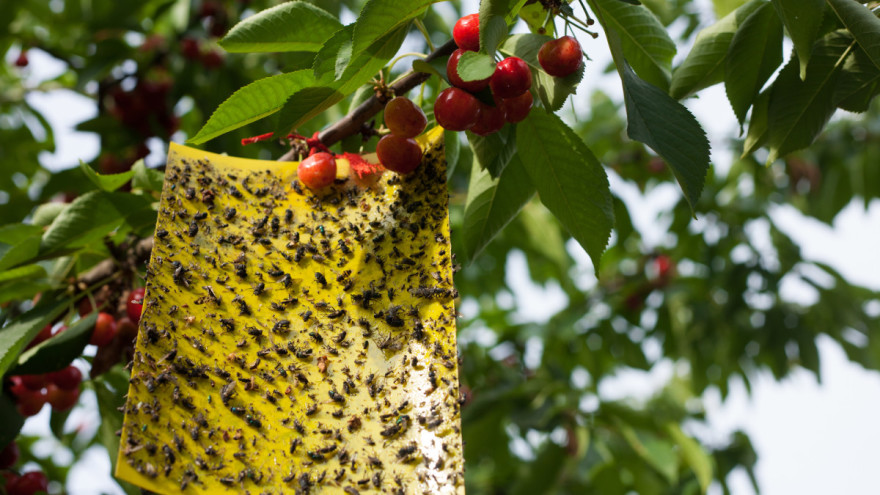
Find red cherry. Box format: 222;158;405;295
181;37;201;60
200;0;221;18
470;102;506;136
116;317;139;344
46;384;80;412
497;91;533;123
446;49;491;93
89;312;117;347
383;97;427;138
434;87;481;132
298;152;337;190
490;57;532;99
201;49;224;69
47;366;82;391
2;472;20;491
15;388;47;417
14;51;29;68
7;376;27;396
127;287;146;324
7;471;49;495
653;255;675;285
538;35;583;77
78;296;99;316
0;441;19;469
376;135;423;174
453;13;480;52
18;374;47;391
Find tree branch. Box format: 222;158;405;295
78;237;154;288
278;40;456;162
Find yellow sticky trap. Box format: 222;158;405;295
116;128;464;494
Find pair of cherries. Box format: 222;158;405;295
298;96;427;190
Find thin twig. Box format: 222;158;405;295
278;40;456;162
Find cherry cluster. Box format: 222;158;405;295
107;79;179;140
435;13;583;135
1;441;48;495
3;287;145;419
294;13;585;189
8;364;82;417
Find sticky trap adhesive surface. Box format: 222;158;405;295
116;127;464;494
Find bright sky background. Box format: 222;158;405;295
10;1;880;494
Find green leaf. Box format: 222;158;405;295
0;264;46;284
189;70;316;145
457;51;497;81
276;24;409;135
313;25;354;80
79;160;134;192
713;0;751;17
445;130;462;177
31;202;67;227
467;126;517;178
622;64;710;211
742;88;770;156
49;407;72;440
480;0;511;54
826;0;880;71
833;42;880;112
0;297;67;379
40;191;154;256
771;0;826;79
350;0;430;62
0;224;42;271
463;152;536;261
499;34;585;111
518;201;568;270
220;1;342;53
669;0;764;99
724;3;784;124
0;282;52;306
10;313;96;376
620;425;679;483
131;159;165;192
0;393;25;450
665;423;713;493
765;31;855;162
412;59;446;81
593;0;676;91
515;111;614;266
518;2;552;34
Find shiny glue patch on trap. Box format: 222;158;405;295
115;127;464;494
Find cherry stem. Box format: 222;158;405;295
564;15;599;38
387;52;429;76
278;39;456;162
414;18;435;52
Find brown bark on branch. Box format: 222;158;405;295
278;40;456;162
78;237;154;288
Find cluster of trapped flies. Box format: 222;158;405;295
114;11;584;495
118;124;464;494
